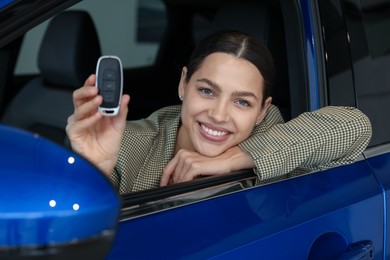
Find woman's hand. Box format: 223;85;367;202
66;74;130;176
160;146;255;186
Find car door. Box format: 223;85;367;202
340;0;390;258
0;0;385;258
108;162;382;259
106;1;385;258
318;0;390;258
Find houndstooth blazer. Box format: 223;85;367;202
110;105;372;195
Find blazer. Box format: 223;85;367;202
110;105;372;194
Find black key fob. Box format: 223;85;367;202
95;55;123;116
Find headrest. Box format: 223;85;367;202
208;3;272;44
208;3;290;120
38;10;101;88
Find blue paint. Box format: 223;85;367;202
367;152;390;259
108;161;383;259
300;0;320;110
0;0;14;10
0;125;120;246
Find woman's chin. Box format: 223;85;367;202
195;145;227;158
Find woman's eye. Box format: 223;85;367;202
200;88;214;96
235;99;251;107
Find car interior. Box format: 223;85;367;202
1;10;101;145
0;2;388;259
0;0;302;146
0;0;310;213
119;0;305;213
125;0;292;121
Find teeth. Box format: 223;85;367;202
201;124;228;136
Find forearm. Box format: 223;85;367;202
239;106;372;180
221;146;256;172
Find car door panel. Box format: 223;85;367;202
107;160;383;259
366;151;390;259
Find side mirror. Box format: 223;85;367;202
0;125;120;259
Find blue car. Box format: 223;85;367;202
0;0;389;259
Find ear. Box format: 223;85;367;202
178;67;188;99
256;97;272;125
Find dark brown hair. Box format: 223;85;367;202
185;30;274;107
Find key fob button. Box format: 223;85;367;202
103;69;116;80
104;92;115;102
103;80;115;90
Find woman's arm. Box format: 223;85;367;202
161;106;371;186
66;74;130;176
239;106;372;181
160;105;284;186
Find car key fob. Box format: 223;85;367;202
95;55;123;116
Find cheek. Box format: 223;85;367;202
183;97;204;116
233;114;257;139
181;100;201;128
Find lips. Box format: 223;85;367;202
199;123;231;142
201;124;228;136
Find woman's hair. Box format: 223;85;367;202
185;30;275;107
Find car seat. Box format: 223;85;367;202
203;2;291;121
1;10;101;145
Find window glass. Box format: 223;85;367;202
14;0;166;74
137;0;166;43
318;0;355;107
345;0;390;147
362;2;390;58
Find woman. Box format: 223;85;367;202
66;30;372;194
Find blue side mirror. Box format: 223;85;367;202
0;125;120;259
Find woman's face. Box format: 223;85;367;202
178;52;272;157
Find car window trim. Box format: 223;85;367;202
0;0;81;47
120;169;256;220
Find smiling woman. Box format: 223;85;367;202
177;47;272;158
66;30;372;195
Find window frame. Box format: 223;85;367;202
343;0;390;147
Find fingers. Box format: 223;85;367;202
86;74;96;86
71;74;102;124
68;74;131;134
73;94;102;123
68;75;101;137
160;154;178;186
117;94;130;121
73;74;99;108
161;150;202;186
67;109;101;133
160;148;237;186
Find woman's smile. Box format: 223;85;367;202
178;52;270;157
198;122;231;142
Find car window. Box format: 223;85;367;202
14;0;165;75
344;0;390;147
318;0;356;108
2;0;369;210
319;0;390;148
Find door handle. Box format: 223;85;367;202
337;240;373;260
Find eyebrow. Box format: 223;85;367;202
197;78;259;101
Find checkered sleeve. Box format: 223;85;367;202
109;120;157;194
108;105;182;194
109;166;121;191
239;106;372;181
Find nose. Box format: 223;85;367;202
208;99;229;123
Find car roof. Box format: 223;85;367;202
0;0;81;47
